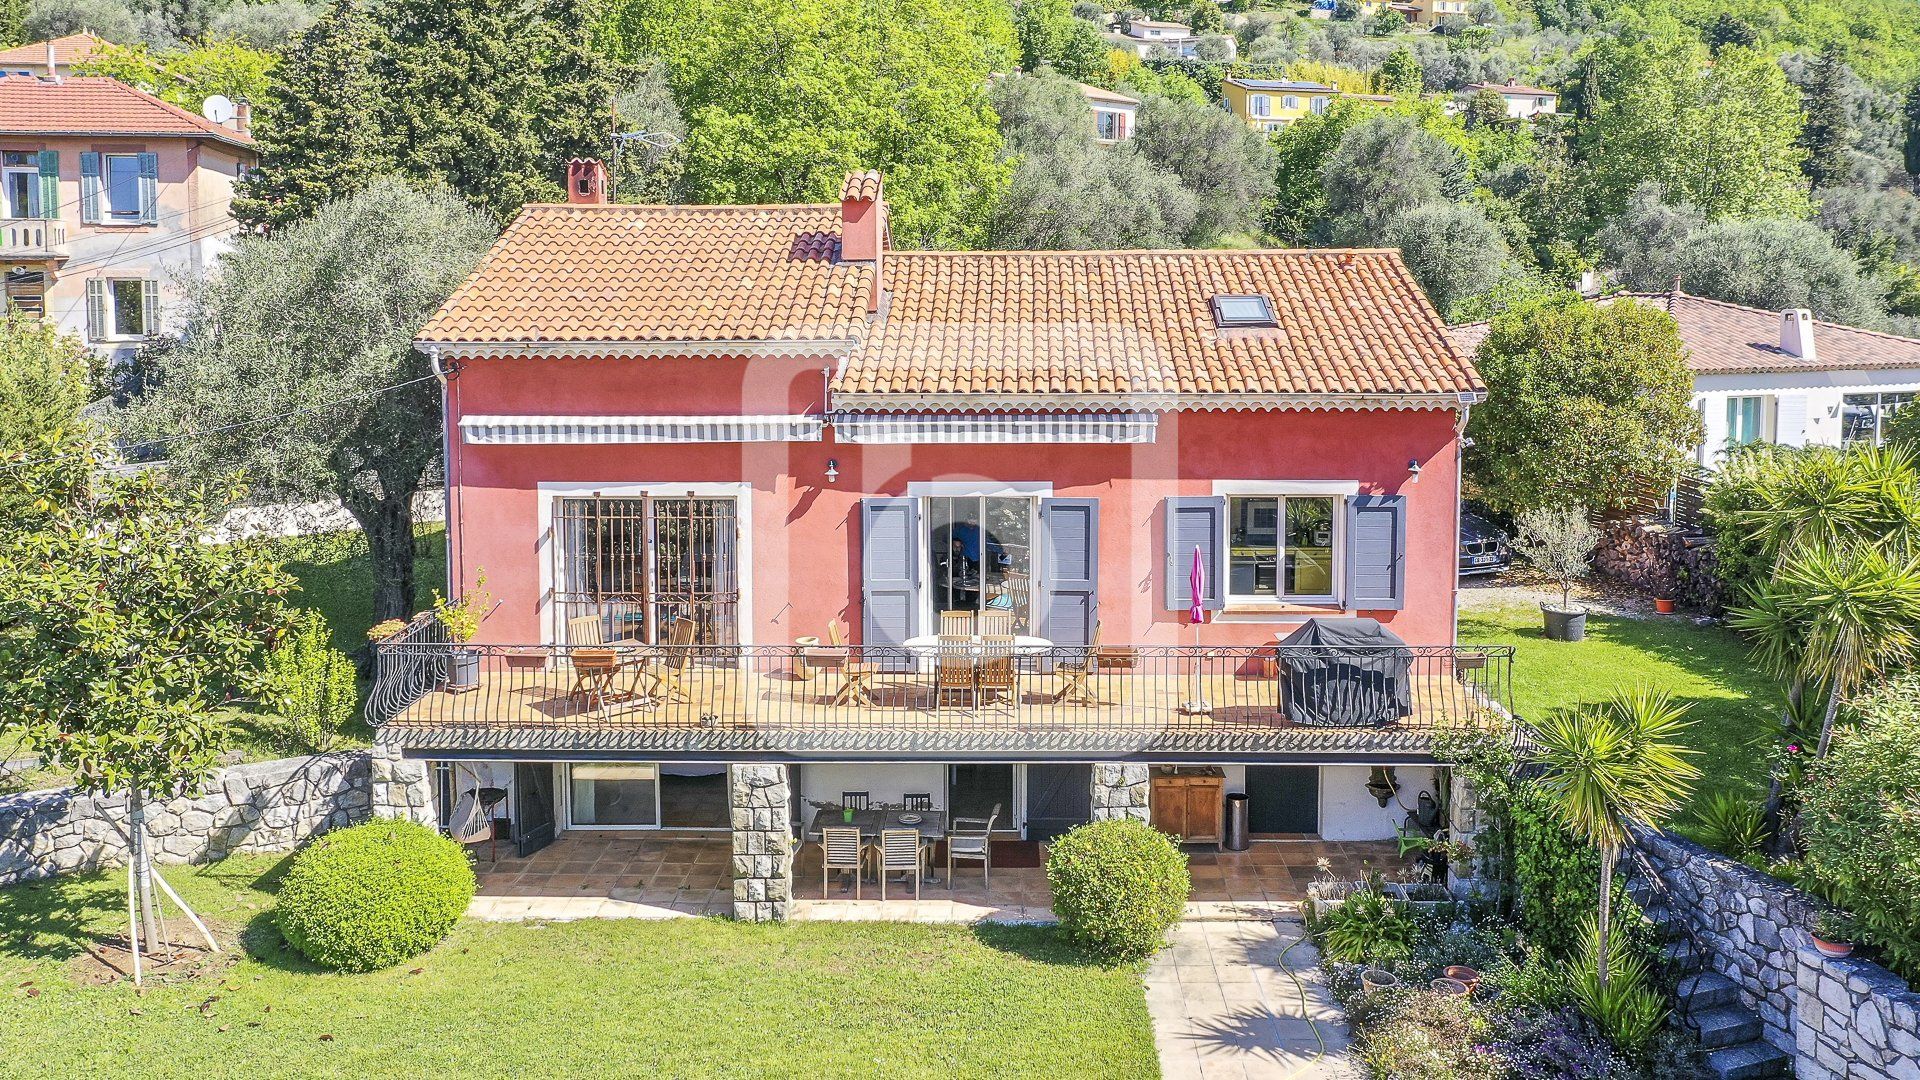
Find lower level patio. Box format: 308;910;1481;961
464;833;1408;923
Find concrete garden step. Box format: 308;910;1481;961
1661;937;1703;971
1677;971;1741;1011
1690;1005;1764;1049
1702;1039;1791;1080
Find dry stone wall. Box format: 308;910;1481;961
0;752;372;887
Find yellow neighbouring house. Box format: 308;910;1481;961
1219;78;1338;132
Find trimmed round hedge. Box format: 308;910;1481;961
1045;818;1190;962
275;819;475;972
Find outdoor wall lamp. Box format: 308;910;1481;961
825;459;840;484
1365;766;1399;808
1407;458;1422;483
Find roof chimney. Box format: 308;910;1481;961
230;100;251;138
566;158;609;205
839;170;886;313
1780;309;1815;360
46;40;59;83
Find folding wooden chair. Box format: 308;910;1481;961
565;615;622;713
1052;621;1102;706
824;618;877;706
940;610;976;636
979;611;1015;638
934;636;977;708
637;616;699;703
976;635;1018;705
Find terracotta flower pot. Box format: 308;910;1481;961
1655;597;1676;614
1444;965;1481;990
1430;977;1471;996
1812;936;1855;959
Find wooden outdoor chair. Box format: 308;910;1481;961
902;793;934;811
979;611;1015;638
877;828;930;901
976;635;1018;704
840;791;871;809
824;618;877;707
940;610;976;636
634;616;699;704
821;827;869;899
947;804;1000;887
934;635;977;708
565;615;623;713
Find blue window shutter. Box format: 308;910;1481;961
79;153;101;224
1164;496;1224;611
36;151;57;219
1345;495;1406;611
1037;499;1099;649
137;153;159;224
860;498;920;670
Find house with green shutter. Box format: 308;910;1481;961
0;74;255;364
369;164;1509;921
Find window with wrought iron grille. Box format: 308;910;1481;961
551;496;739;645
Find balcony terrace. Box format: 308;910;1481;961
370;618;1515;760
0;218;68;260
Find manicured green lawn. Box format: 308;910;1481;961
0;856;1156;1079
1459;600;1781;819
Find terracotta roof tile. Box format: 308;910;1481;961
1449;290;1920;376
420;199;1482;402
838;249;1481;401
0;33;106;67
418;203;875;344
0;75;253;147
839;171;882;203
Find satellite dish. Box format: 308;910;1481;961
201;95;236;125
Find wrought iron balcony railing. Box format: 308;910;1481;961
368;616;1514;751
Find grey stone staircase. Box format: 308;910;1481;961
1640;895;1792;1080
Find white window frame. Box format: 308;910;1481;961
1279;95;1296;111
562;761;733;832
535;481;755;647
1724;395;1773;448
1841;391;1916;446
1094;107;1126;141
906;480;1053;636
103;153;143;221
1;151;39;219
1213;481;1359;608
102;277;152;340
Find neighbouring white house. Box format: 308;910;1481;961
1076;82;1140;142
1109;19;1236;59
1462;79;1558;120
0;34;108;80
1450;289;1920;468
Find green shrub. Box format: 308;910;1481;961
1511;784;1602;958
1686;791;1767;862
262;608;358;753
1315;887;1418;965
275;819;475;972
1798;673;1920;983
1567;917;1668;1055
1044;818;1189;962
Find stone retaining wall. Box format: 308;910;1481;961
1631;828;1919;1079
1593;520;1727;612
0;752;372;887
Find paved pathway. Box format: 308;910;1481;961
1145;920;1360;1080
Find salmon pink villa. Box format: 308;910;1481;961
366;163;1510;920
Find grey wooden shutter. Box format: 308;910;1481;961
84;278;108;341
78;153;101;224
1036;498;1099;649
860;498;920;670
1164;496;1224;611
1345;495;1406;611
141;280;160;336
36;151;57;219
137;153;159;224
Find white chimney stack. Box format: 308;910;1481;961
1780;309;1816;361
46;40;59;83
1578;269;1600;296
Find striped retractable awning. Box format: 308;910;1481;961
458;414;824;445
830;411;1159;444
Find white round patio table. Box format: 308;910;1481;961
898;634;1054;657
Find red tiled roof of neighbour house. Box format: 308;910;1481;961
0;75;254;148
1076;81;1141;106
0;33;106;68
1448;290;1920;376
842;248;1483;405
420;192;1484;405
1466;81;1556;97
416;203;876;347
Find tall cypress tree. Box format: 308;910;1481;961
1904;79;1920;180
1800;45;1852;191
235;0;623;230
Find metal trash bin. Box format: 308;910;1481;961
1223;792;1251;851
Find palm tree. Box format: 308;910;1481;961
1769;542;1920;756
1532;688;1701;985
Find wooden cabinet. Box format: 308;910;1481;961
1151;767;1225;845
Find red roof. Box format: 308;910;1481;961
0;33;106;68
0;75;254;149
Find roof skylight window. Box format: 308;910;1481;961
1212;294;1276;328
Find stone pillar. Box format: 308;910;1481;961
367;734;436;826
1445;769;1486;896
1090;764;1151;823
730;764;793;922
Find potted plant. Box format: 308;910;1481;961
1654;596;1676;614
1811;910;1857;959
431;570;491;691
1510;504;1600;641
367;618;408;643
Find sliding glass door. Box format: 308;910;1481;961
926;496;1034;631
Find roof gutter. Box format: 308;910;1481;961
415;338;861;360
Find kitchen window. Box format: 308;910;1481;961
1842;392;1915;445
2;151;39;219
1227;495;1338;603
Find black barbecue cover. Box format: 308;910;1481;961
1275;618;1413;727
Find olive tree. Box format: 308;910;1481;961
128;179;497;621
